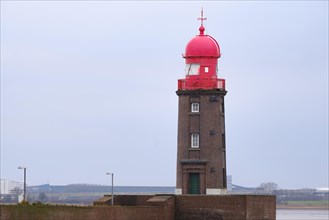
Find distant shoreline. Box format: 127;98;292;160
276;205;329;210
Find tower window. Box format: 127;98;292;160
191;134;199;148
210;96;218;102
191;103;199;112
185;64;200;75
205;67;209;73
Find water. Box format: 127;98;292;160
277;209;329;220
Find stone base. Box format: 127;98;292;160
176;188;227;195
175;188;182;195
206;188;227;195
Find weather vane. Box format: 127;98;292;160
197;8;207;26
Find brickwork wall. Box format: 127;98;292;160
114;195;153;206
176;94;189;190
0;204;174;220
176;89;227;194
175;195;276;220
246;195;276;220
1;195;275;220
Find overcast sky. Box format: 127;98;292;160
1;1;328;189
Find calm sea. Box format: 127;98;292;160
277;209;329;220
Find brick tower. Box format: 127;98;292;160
176;10;227;195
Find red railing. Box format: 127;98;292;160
178;78;225;90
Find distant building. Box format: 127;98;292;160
315;187;329;194
0;179;23;195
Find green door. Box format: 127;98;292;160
188;173;200;194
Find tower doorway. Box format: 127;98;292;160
188;173;200;194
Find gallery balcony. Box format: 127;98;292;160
178;78;225;91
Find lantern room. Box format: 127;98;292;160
178;14;225;91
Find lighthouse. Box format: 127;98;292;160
176;10;227;195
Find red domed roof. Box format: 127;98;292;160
185;25;220;58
